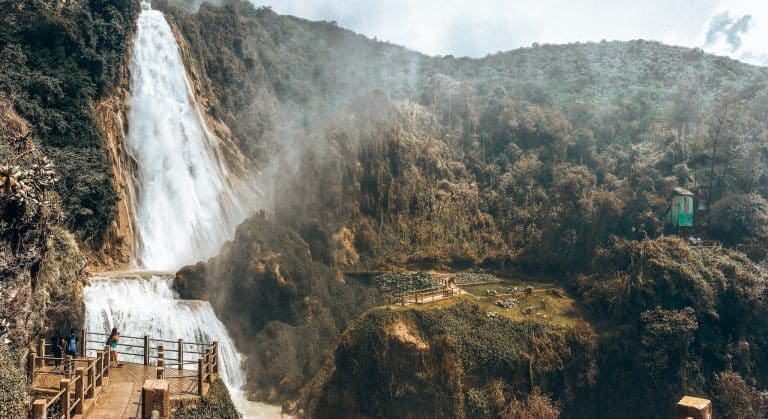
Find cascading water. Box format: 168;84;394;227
84;273;245;385
83;1;277;417
128;0;249;271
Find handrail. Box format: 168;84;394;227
87;331;145;340
151;337;210;345
69;398;81;413
31;331;221;417
44;389;65;409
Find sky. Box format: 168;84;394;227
251;0;768;66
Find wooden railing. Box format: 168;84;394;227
28;344;110;419
29;331;220;417
385;285;449;305
150;341;219;396
83;331;214;371
83;331;219;396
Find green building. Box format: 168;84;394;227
665;187;694;227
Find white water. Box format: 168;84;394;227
84;274;281;417
84;274;244;384
82;1;279;417
127;0;249;270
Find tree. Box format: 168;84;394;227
703;96;745;224
639;307;698;378
714;371;767;419
709;193;768;245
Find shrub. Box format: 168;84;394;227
0;346;25;419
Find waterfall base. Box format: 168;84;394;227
84;273;282;418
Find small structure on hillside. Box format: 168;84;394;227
665;187;694;237
676;396;711;419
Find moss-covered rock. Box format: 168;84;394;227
308;301;598;418
175;213;379;406
173;378;240;419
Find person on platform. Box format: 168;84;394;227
50;329;64;369
106;327;124;368
65;328;79;357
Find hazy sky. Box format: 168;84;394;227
251;0;768;66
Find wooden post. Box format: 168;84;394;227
32;399;46;419
95;350;104;387
103;345;110;377
38;339;46;368
158;358;164;368
212;341;219;374
80;329;86;357
64;355;72;378
75;367;85;415
87;359;96;398
197;358;204;396
677;396;712;419
157;344;164;366
28;349;36;382
178;339;184;371
205;349;212;383
156;366;164;379
142;379;169;419
144;335;150;365
60;378;71;419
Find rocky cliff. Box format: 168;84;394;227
0;0;138;411
175;213;379;409
309;301;598;419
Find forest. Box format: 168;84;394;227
158;1;768;417
0;0;767;417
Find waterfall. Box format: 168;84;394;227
83;2;278;417
127;0;249;271
84;273;246;386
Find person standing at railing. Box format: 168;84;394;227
106;327;124;368
65;328;79;357
49;329;64;369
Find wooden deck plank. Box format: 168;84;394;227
32;362;200;418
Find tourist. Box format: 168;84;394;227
65;328;78;357
107;327;124;368
49;329;63;369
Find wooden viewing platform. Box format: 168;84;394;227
27;331;220;419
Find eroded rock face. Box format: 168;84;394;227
308;302;599;419
174;213;379;407
0;99;86;352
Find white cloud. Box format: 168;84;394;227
702;0;768;65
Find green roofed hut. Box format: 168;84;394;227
665;187;694;237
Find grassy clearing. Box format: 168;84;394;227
385;286;581;329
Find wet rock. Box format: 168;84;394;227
495;298;519;309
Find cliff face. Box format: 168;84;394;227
0;96;87;413
0;0;139;252
309;301;598;419
90;49;136;271
0;98;87;347
175;213;379;407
